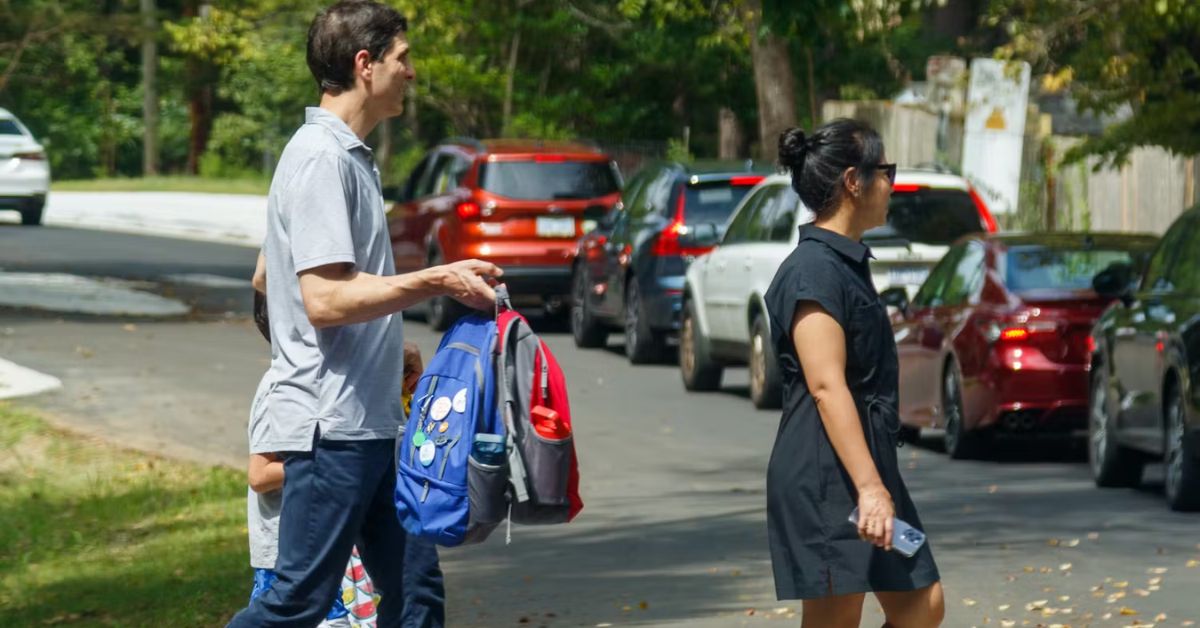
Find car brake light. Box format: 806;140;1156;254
1086;334;1096;354
892;183;924;192
14;151;45;161
534;154;567;162
456;201;481;220
979;319;1059;344
651;185;712;257
729;176;763;186
968;186;998;233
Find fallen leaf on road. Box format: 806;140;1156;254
1119;606;1138;615
1088;532;1101;540
1115;581;1130;588
1187;559;1198;568
1000;620;1015;627
1059;563;1073;571
1058;595;1070;602
638;601;648;610
1047;538;1060;547
963;598;977;607
1148;567;1169;574
988;484;999;493
998;604;1010;611
744;609;756;616
1066;538;1080;547
1148;577;1162;586
1025;600;1048;611
1134;589;1150;597
773;607;792;615
1154;613;1167;621
122;324;138;332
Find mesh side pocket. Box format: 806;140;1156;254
463;457;508;545
520;430;572;507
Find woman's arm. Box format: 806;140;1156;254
248;453;285;493
791;301;894;550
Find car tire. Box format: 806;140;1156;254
1164;383;1200;511
20;197;44;226
748;314;782;409
942;361;983;460
1089;370;1145;488
623;276;664;364
426;250;465;332
570;266;607;348
679;297;722;391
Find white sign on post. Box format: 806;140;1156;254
961;58;1031;215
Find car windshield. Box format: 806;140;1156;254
863;188;982;246
683;183;754;224
1004;246;1149;292
0;119;23;135
479;160;619;200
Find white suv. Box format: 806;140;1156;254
0;108;50;225
680;169;994;409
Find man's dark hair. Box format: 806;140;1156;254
778;118;885;219
306;1;409;95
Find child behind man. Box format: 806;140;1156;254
246;292;422;626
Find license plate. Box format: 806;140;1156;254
888;266;930;287
536;216;575;238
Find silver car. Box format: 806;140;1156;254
0;107;50;225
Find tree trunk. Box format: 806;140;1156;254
747;0;797;162
718;107;743;160
502;29;520;135
805;45;818;126
141;0;159;176
185;79;212;175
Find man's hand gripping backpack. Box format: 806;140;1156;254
394;286;582;546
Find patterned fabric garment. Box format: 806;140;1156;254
250;547;380;627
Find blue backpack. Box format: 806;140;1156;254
394;314;509;547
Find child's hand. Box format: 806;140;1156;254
403;342;423;394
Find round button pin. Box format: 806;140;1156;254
452;389;467;413
430;396;452;421
412;430;426;447
438;421;449;433
418;441;436;466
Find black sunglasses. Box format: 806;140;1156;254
871;163;898;186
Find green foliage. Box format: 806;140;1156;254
992;0;1200;167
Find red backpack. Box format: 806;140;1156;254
495;286;583;527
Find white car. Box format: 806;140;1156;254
0;108;50;225
680;169;995;409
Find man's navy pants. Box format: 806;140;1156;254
228;437;445;628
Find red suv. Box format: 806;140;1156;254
388;139;622;329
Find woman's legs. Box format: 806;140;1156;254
801;592;866;628
874;581;945;628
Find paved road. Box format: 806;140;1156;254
2;227;1198;627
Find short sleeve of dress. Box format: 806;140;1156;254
766;249;851;337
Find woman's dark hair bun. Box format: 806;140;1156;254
778;127;808;171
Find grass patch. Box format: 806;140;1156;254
0;403;249;627
51;176;269;195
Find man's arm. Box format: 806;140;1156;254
298;258;501;328
252;252;267;294
248;453;284;493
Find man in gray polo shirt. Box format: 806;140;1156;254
228;3;499;627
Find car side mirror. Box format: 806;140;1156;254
683;222;721;248
1093;263;1135;306
879;286;910;317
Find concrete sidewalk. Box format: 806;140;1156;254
43;191;267;249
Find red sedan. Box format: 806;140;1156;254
884;233;1158;459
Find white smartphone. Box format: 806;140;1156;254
848;507;926;558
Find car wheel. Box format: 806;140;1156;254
426;251;465;332
1164;383;1200;511
570;266;607;348
20;197;44;226
748;314;782;409
1089;370;1145;488
679;298;722;391
623;276;664;364
942;362;982;459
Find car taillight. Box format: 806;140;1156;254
892;183;924;192
650;187;712;257
1086;334;1096;354
456;201;481;220
968;186;998;233
14;151;45;161
979;319;1059;344
729;175;764;186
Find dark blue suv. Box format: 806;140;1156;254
570;162;764;363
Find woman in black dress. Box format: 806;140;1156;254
763;119;943;627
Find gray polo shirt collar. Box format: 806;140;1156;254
305;107;372;155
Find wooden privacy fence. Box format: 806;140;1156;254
822;100;1199;235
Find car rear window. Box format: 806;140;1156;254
479;160;619;200
1004;246;1148;292
864;188;983;246
0;119;23;135
683;183;754;224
